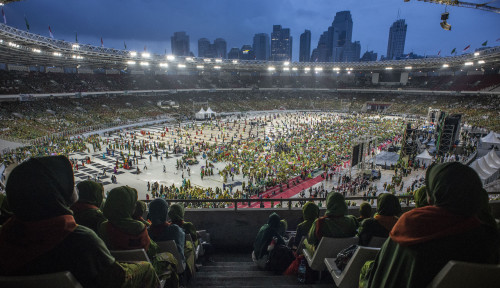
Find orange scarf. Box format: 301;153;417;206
105;222;151;251
390;206;480;246
0;215;77;275
374;214;399;232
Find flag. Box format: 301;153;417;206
75;32;78;43
144;45;147;51
24;15;29;31
437;50;441;56
463;45;471;52
124;41;127;49
48;26;54;39
100;37;103;47
481;41;488;46
1;8;6;24
451;48;456;54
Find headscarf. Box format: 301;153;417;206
168;203;185;223
413;186;429;208
148;198;169;226
302;201;320;221
102;186;144;234
75;180;104;207
377;193;401;216
0;156;77;275
325;192;348;217
359;202;372;219
278;219;288;236
253;212;283;259
133;200;150;227
6;156;77;221
426;162;482;216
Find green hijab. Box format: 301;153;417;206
325;192;348;217
168;203;185;222
102;186;144;234
302;202;320;221
426;162;482;216
278;219;288;236
6;156;76;221
76;180;104;207
377;193;401;216
359;202;372;218
413;186;429;208
148;198;169;226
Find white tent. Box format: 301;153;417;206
478;131;500;157
195;108;206;120
470;149;500;185
206;107;216;116
485;150;500;169
369;151;399;167
416;150;433;166
470;161;491;184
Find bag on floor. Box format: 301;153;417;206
266;244;295;274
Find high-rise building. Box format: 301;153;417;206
361;51;378;62
253;33;270;61
228;48;240;60
299;30;311;62
270;25;292;61
171;31;190;56
214;38;227;59
342;41;361;62
240;45;255;60
198;38;211;58
387;19;407;60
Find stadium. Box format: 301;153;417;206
0;0;500;287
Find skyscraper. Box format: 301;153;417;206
270;25;292;61
171;31;190;56
198;38;227;58
332;11;353;62
240;45;255;60
342;41;361;62
253;33;270;61
361;51;378;62
227;48;240;60
198;38;211;58
214;38;227;59
387;19;407;60
299;30;311;62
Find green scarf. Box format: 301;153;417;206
168;203;185;223
103;186;145;235
325;192;347;217
76;180;104;207
377;193;401;216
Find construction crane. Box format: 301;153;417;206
405;0;500;14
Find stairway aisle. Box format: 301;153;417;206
188;252;333;287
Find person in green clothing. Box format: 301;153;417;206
358;193;401;246
356;202;372;224
99;186;179;287
168;203;197;278
305;192;357;252
71;180;107;234
293;201;319;248
252;212;285;269
133;200;151;227
413;185;429;208
366;162;500;288
0;156;159;288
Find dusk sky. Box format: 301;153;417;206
2;0;500;61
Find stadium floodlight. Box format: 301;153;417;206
130;51;137;57
159;63;168;67
478;60;485;64
215;59;222;63
333;67;340;71
127;60;136;65
166;55;175;61
474;52;480;56
141;52;151;58
178;64;186;68
196;65;204;69
283;67;290;71
8;42;19;48
347;71;351;74
405;66;412;70
32;48;42;53
268;66;276;71
232;60;238;64
314;67;323;71
140;62;149;66
464;62;473;66
284;61;290;66
292;67;298;71
214;66;221;69
204;58;211;62
304;67;311;71
72;55;83;59
442;64;449;68
186;57;193;61
72;44;80;50
385;67;393;70
53;52;62;57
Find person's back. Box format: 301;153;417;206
358;193;401;246
71;180;107;234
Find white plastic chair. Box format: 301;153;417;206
303;236;359;271
427;260;500;288
110;248;150;263
157;240;186;274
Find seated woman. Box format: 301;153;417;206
71;180;107;234
98;186;178;285
0;156;159;288
357;202;372;224
366;162;500;288
133;200;151;228
252;212;286;269
148;198;186;262
293;202;319;249
167;203;197;277
358;193;401;246
306;192;358;252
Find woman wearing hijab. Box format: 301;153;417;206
133;200;151;227
366;162;500;288
148;198;185;263
358;193;401;246
357;202;372;224
293;202;319;248
253;212;285;269
306;192;357;251
0;156;159;288
167;203;196;278
71;180;107;234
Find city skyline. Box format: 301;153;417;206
2;0;499;62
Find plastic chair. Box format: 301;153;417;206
427;260;500;288
110;248;150;263
157;240;186;274
0;271;83;288
325;246;380;288
367;236;387;248
303;236;359;271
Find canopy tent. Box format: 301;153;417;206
470;161;492;184
369;151;399;167
416;150;433;166
470;149;500;185
195;108;206;120
205;107;216;117
478;131;500;157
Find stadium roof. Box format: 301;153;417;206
1;23;499;74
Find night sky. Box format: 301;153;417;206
2;0;499;61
